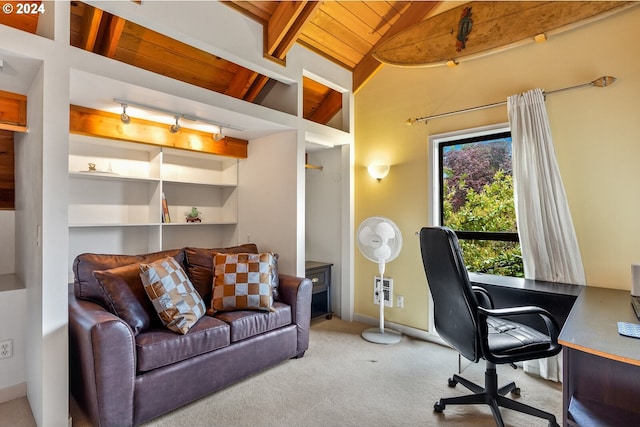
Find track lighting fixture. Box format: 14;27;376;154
113;98;244;136
120;103;130;124
169;116;181;133
213;127;225;141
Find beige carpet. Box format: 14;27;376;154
2;318;562;427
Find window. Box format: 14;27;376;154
430;124;523;277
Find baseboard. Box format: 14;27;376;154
0;382;27;404
353;313;447;346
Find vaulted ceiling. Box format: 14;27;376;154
225;1;440;91
0;0;441;126
4;1;630;128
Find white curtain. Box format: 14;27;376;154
507;88;586;381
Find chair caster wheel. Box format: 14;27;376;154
434;402;445;413
447;378;457;388
511;387;521;396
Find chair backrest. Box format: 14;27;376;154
419;227;480;362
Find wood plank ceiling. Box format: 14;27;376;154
227;1;440;91
1;1;440;126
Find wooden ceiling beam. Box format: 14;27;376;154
80;5;104;52
226;67;259;100
243;74;271;103
69;105;248;159
267;1;321;60
100;15;125;58
307;90;342;125
353;1;440;93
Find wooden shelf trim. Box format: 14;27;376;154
69;105;248;159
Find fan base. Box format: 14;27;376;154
361;328;402;344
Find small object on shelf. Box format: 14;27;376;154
162;193;171;223
185;207;202;223
79;161;118;175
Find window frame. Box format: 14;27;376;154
429;122;518;242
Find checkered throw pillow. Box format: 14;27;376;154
212;252;276;312
139;257;206;334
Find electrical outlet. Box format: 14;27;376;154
396;295;404;308
0;339;12;359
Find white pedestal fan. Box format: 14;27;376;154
357;216;403;344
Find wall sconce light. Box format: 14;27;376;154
169;116;181;133
446;59;459;68
368;164;390;182
120;103;130;124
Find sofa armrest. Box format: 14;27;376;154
69;290;137;427
277;274;312;357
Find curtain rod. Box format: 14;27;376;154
405;75;616;126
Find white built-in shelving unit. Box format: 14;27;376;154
68;134;239;275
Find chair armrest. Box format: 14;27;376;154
472;285;494;309
276;274;313;357
478;305;560;342
477;305;562;363
69;293;137;427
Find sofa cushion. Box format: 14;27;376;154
184;244;258;303
140;257;206;335
212;252;276;312
94;263;161;335
74;249;185;307
214;302;292;342
135;316;230;372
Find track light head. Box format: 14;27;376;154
120;104;130;124
213;127;225;141
169;116;181;133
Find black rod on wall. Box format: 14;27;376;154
405;76;616;126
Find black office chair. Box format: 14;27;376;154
419;226;561;427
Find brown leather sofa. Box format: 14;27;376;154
68;244;312;427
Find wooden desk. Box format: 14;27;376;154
470;272;581;332
558;286;640;426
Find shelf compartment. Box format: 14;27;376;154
162;181;237;225
161;148;237;186
161;222;237;250
69;176;161;225
69;135;161;180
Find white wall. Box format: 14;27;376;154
0;289;27;402
305;147;344;314
0;212;15;274
238;130;301;275
0;212;26;403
